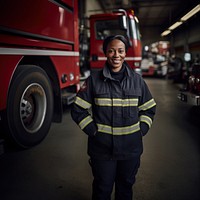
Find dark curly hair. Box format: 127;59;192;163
103;35;129;55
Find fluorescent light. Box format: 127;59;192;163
161;4;200;37
168;21;183;30
181;4;200;21
161;30;171;37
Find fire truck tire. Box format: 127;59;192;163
6;65;53;148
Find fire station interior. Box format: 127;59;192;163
0;0;200;200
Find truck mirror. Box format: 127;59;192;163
119;15;127;29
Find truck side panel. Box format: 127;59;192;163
0;0;75;47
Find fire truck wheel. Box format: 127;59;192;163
6;65;53;148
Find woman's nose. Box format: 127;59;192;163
114;51;119;57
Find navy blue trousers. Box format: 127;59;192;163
90;157;140;200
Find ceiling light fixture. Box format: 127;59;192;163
168;21;183;30
181;4;200;21
161;30;171;37
161;4;200;37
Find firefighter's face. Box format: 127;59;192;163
106;39;126;72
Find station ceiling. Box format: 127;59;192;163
96;0;200;45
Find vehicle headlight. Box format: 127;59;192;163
134;62;140;67
196;78;200;84
189;76;195;84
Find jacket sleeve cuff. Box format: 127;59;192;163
140;122;149;136
83;122;97;137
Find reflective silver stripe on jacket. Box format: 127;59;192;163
97;122;140;135
140;115;153;127
95;98;138;107
79;115;93;130
138;99;156;111
75;96;91;109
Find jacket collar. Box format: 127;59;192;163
102;61;132;81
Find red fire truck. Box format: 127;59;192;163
0;0;80;148
89;9;142;73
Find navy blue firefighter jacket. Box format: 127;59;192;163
71;62;156;160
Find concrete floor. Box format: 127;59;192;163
0;78;200;200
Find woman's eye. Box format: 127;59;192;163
108;49;114;53
119;50;125;54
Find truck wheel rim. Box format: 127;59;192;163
20;83;47;134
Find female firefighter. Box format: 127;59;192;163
71;35;156;200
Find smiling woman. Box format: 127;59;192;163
71;35;156;200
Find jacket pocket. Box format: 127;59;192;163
88;132;112;155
